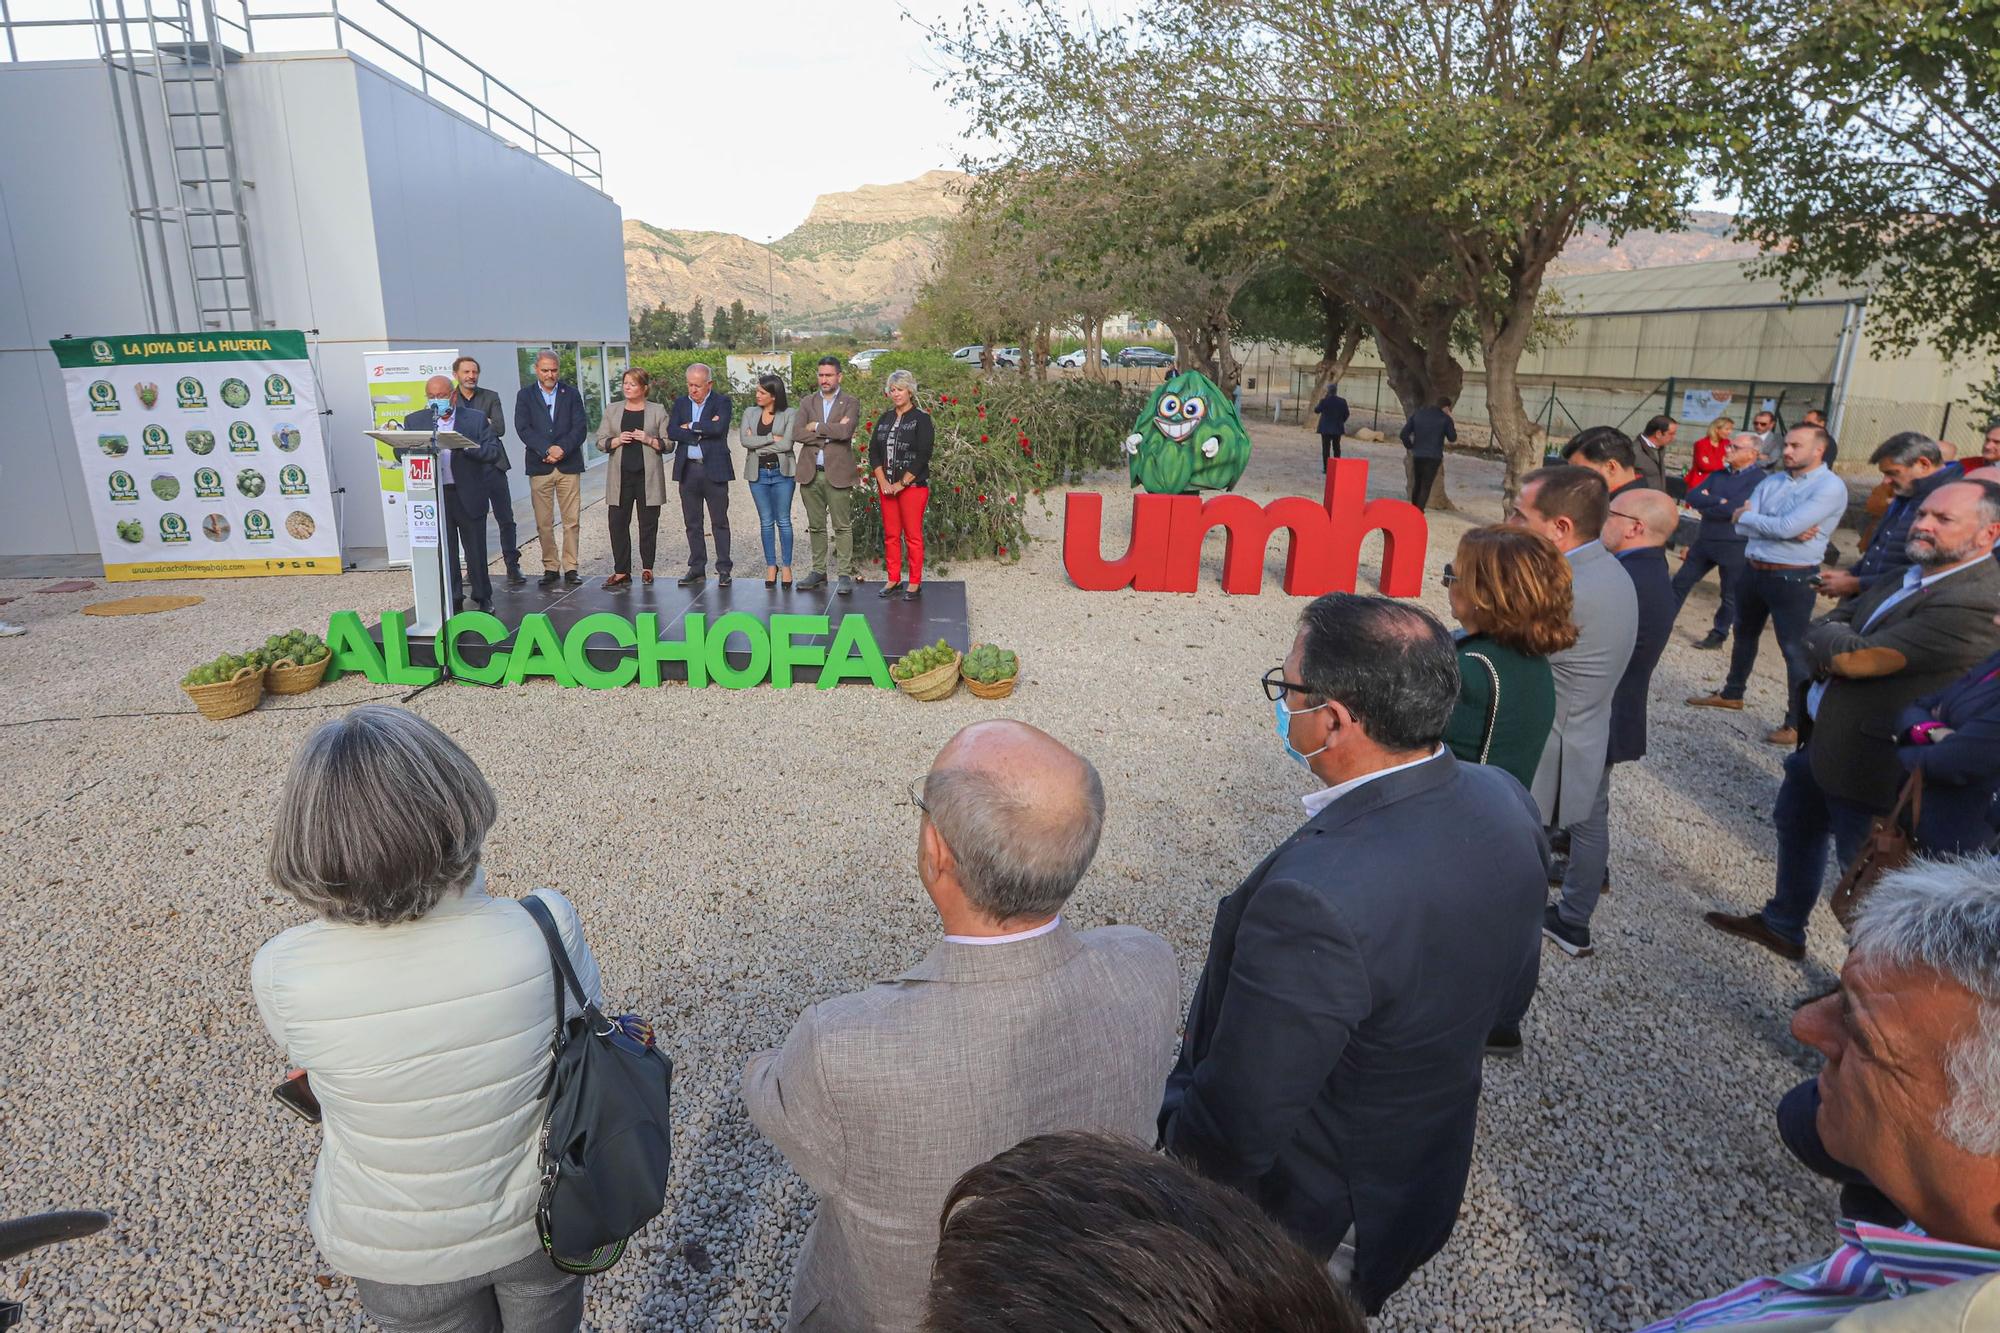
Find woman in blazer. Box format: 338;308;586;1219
1897;638;2000;854
596;367;670;588
1441;525;1578;790
871;368;935;601
739;373;798;587
252;706;607;1332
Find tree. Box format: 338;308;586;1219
1720;0;2000;360
687;298;706;347
727;300;750;349
630;303;687;354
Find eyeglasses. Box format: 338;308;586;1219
1606;509;1644;525
1261;666;1312;702
1438;562;1457;587
906;777;930;815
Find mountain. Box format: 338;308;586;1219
623;170;966;332
623;180;1759;332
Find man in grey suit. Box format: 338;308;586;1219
744;721;1180;1332
1509;465;1639;902
792;356;863;594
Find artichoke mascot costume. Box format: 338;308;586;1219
1123;369;1252;493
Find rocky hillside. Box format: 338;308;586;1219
1555;209;1760;274
624;170;965;332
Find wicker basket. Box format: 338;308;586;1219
265;654;330;695
895;651;962;702
181;665;264;720
964;671;1018;700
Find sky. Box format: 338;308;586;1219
383;0;977;239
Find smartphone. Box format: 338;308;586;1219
273;1070;322;1124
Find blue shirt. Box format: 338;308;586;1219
686;395;706;460
1735;465;1850;566
435;408;456;485
540;385;556;415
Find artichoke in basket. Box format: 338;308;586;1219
890;638;958;682
963;644;1018;684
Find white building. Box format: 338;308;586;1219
0;2;627;566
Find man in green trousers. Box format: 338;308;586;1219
792;356;862;595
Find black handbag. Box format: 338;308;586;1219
519;895;674;1274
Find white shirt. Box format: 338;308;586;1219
1806;556;1993;718
944;914;1063;946
686;395;706;461
1302;746;1447;817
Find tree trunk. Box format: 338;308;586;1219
1481;290;1543;512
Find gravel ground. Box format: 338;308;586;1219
0;426;1853;1330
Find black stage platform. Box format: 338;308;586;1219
374;577;970;681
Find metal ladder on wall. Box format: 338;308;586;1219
97;0;263;332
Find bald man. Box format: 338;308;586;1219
403;373;505;611
744;721;1178;1332
1545;489;1681;953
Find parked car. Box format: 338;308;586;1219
1055;348;1112;368
950;345;988;365
994;346;1022;368
848;348;892;370
1116;345;1175;367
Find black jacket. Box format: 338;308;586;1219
401;403;504;487
1314;390;1350;439
1159;751;1547;1313
515;381;588;475
455;385;508;468
1398;407;1456;459
870;409;934;487
1608;546;1677;764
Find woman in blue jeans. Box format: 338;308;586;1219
739;374;798;587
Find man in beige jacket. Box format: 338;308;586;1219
790;356;862;594
744;721;1180;1331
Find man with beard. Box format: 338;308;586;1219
1705;478;2000;959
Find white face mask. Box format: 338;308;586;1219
1273;696;1332;767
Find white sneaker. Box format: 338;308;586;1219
0;621;24;637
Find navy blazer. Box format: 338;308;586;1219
1682;464;1765;552
1159;750;1547;1313
1609;545;1677;764
1399;406;1456;459
668;392;735;482
1853;464;1960;592
514;381;587;475
1314;390;1350;438
401;403;504;489
1897;648;2000;854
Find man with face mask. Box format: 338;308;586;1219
1160;594;1547;1315
404;374;505;612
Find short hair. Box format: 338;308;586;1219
621;366;651;391
1729;431;1763;453
1642;414;1675;439
686;362;713;383
757;373;789;411
1805;407;1827;423
1438;396;1453;409
267;706;497;926
452;355;479;374
1849;855;2000;1154
1296;594;1460;751
1870;431;1943;468
925;1133;1364;1333
886;368;920;397
534;350;559;368
1561;426;1637;471
1948;476;2000;526
923;753;1106;920
1452;526;1580;657
1790;424;1833;459
1520;464;1611;535
817;355;842;372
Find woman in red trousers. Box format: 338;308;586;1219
872;368;934;601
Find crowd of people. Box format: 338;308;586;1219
404;354;933;611
243;407;2000;1331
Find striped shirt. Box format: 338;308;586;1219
1637;1221;2000;1330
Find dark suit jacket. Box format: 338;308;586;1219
400;403;504;487
1159;751;1547;1314
1399;407;1456;459
1609;546;1677;764
668;392;736;482
1633;434;1670;492
1683;464;1765;557
1805;555;2000;810
455;385;508;465
514;381;587;475
1314;391;1350;438
1897;648;2000;853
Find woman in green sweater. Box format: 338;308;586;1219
1442;526;1578;790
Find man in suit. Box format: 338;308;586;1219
1817;432;1957;602
513;351;587;587
1707;478;2000;959
1751;409;1784;470
451;355;522;588
745;721;1178;1332
666;363;734;586
1674;431;1766;649
1161;595;1546;1314
1509;465;1640;844
1545;489;1679;956
1313;382;1350;469
1634;414;1677;492
792;356;863;594
1688;424;1852;745
1398;396;1455;509
1561;426;1653;494
403;374;505;612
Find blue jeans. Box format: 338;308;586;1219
1724;564;1819;727
1762;747;1877;943
748;470;795;567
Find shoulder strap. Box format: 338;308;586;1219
520;894;594;1026
1465;652;1503;764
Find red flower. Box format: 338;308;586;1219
978;494;988;504
1024;445;1033;456
977;407;985;418
979;434;989;442
1009;417;1019;425
953;486;962;493
1018;435;1029;446
998;545;1008;556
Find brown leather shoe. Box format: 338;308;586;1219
1704;909;1805;961
1687;693;1745;710
1766;726;1799;746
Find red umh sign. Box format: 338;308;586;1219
1062;458;1426;596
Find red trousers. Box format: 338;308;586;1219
881;484;929;584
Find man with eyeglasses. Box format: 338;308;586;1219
1752;409;1783;470
1161;594;1546;1313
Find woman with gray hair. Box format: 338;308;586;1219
870;368;935;600
252;705;605;1332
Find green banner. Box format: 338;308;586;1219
51;331;310;369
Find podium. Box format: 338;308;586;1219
366;430;478;636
